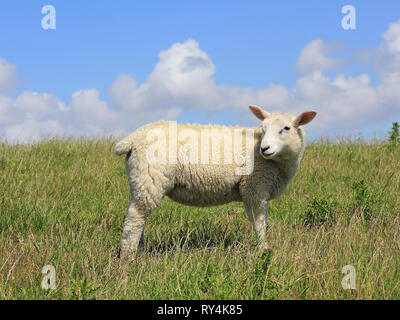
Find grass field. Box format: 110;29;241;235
0;137;399;299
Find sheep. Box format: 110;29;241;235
115;105;316;261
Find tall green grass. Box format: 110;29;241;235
0;138;399;299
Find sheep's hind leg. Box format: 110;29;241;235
244;200;271;252
119;201;148;262
138;229;145;249
119;181;167;262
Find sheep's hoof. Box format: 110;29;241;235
258;243;272;253
119;254;136;264
118;248;136;263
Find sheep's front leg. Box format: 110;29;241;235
244;200;271;251
119;202;147;262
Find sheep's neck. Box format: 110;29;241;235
274;156;301;181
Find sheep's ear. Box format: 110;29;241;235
249;105;270;121
293;111;317;127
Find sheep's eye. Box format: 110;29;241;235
279;126;290;134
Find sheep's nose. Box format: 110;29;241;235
261;146;270;153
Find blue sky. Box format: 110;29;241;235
0;1;400;142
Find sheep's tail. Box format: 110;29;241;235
114;135;134;156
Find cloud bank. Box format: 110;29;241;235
1;20;400;143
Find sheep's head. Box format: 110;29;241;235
249;105;316;161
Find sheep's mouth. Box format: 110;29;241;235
261;151;275;158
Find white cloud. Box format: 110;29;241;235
0;58;17;95
109;74;139;111
296;40;342;74
0;95;13;125
13;91;66;118
375;20;400;114
70;89;119;128
2;20;400;143
109;39;218;112
382;20;400;54
4;118;63;143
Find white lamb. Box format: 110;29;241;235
115;105;316;261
